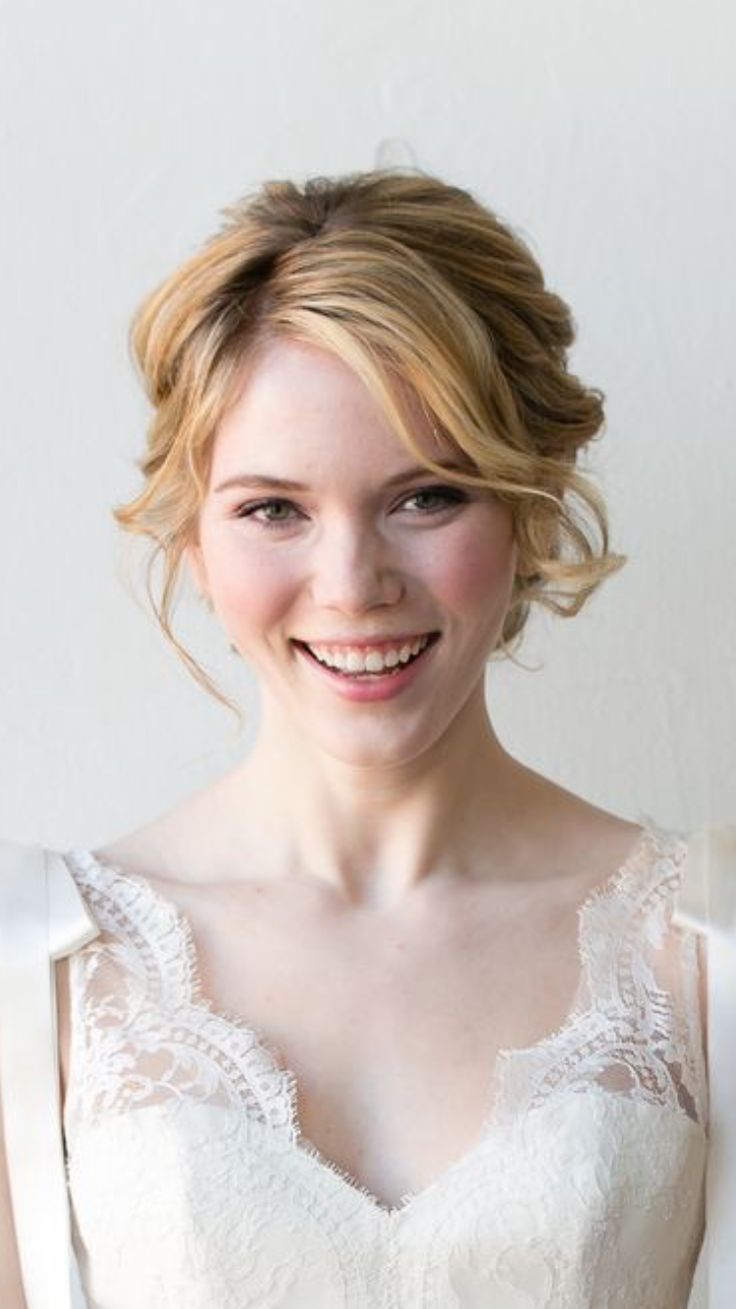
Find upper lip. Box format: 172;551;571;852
294;631;439;650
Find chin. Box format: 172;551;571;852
303;716;448;767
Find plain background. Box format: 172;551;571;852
1;4;732;1305
1;1;732;853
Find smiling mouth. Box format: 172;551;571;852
292;632;441;679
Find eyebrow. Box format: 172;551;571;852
214;458;473;494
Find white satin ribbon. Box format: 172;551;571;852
0;842;100;1309
672;825;736;1308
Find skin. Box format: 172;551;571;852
50;334;652;1214
184;335;554;910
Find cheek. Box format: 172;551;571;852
201;510;517;631
206;538;299;631
423;518;517;614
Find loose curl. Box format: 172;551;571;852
115;168;626;725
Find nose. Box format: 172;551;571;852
308;518;406;612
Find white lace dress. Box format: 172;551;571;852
60;821;708;1309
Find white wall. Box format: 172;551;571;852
0;5;730;1305
1;0;732;853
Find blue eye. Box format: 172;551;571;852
233;485;468;530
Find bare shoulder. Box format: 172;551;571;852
57;799;217;1119
91;766;648;896
503;763;649;888
91;825;184;886
57;794;218;1119
88;765;252;886
91;799;218;887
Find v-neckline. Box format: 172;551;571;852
68;818;665;1220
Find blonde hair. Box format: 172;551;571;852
116;167;626;725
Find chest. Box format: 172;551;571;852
155;877;585;1207
57;835;709;1301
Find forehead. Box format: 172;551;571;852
212;337;449;469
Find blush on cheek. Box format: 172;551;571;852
430;523;517;613
219;578;282;629
210;549;303;640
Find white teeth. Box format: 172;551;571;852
306;634;431;674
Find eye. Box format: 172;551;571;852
399;485;468;514
233;498;303;529
232;484;468;531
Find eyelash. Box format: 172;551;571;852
232;485;469;530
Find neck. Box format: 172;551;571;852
212;683;535;909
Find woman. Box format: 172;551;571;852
1;169;707;1307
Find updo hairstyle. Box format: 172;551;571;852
115;168;625;723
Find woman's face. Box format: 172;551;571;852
187;337;518;764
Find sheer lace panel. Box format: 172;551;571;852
62;819;708;1159
492;822;708;1133
59;821;708;1309
62;857;296;1147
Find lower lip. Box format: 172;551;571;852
292;636;440;702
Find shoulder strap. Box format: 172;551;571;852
672;823;736;1308
0;840;100;1309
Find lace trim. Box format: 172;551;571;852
63;852;296;1134
493;821;707;1131
64;846;430;1215
61;815;708;1217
